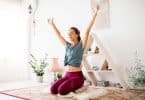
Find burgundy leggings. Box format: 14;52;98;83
50;71;84;95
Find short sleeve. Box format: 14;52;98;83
65;41;71;48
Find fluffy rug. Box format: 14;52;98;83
0;85;145;100
97;87;145;100
0;85;108;100
53;87;108;100
74;87;108;100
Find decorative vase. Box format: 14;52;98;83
36;75;43;83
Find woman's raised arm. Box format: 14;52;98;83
82;5;100;48
48;18;67;46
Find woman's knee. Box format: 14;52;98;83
50;80;63;94
57;78;84;95
57;87;66;95
50;84;57;94
50;77;67;94
58;85;70;95
57;80;72;95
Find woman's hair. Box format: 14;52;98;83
70;27;81;41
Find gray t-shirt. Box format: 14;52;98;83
64;41;84;67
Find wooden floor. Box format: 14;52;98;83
0;81;48;91
0;94;23;100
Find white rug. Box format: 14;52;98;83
57;86;108;100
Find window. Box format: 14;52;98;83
0;1;29;82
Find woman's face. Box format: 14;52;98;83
67;28;78;42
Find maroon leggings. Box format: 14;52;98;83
50;71;84;95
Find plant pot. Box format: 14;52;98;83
36;75;43;83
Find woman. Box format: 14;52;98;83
48;5;99;95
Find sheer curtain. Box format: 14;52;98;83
0;1;29;82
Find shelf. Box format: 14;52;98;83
83;53;97;56
87;69;113;73
87;69;94;72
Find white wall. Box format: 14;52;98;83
32;0;90;58
92;0;145;87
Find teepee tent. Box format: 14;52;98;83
90;0;145;89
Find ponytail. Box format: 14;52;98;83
77;35;81;41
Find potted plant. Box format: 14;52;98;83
54;72;62;80
28;54;48;82
127;51;145;89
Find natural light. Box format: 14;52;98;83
0;1;27;58
0;1;28;82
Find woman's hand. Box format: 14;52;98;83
48;18;54;26
92;5;100;15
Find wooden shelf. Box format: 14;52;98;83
87;69;113;73
83;53;97;56
87;69;94;72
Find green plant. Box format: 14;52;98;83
54;72;62;80
127;51;145;87
28;54;48;76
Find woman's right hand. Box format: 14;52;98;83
47;18;67;46
48;18;54;26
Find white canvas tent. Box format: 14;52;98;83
90;32;129;89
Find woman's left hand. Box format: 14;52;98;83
92;5;100;14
